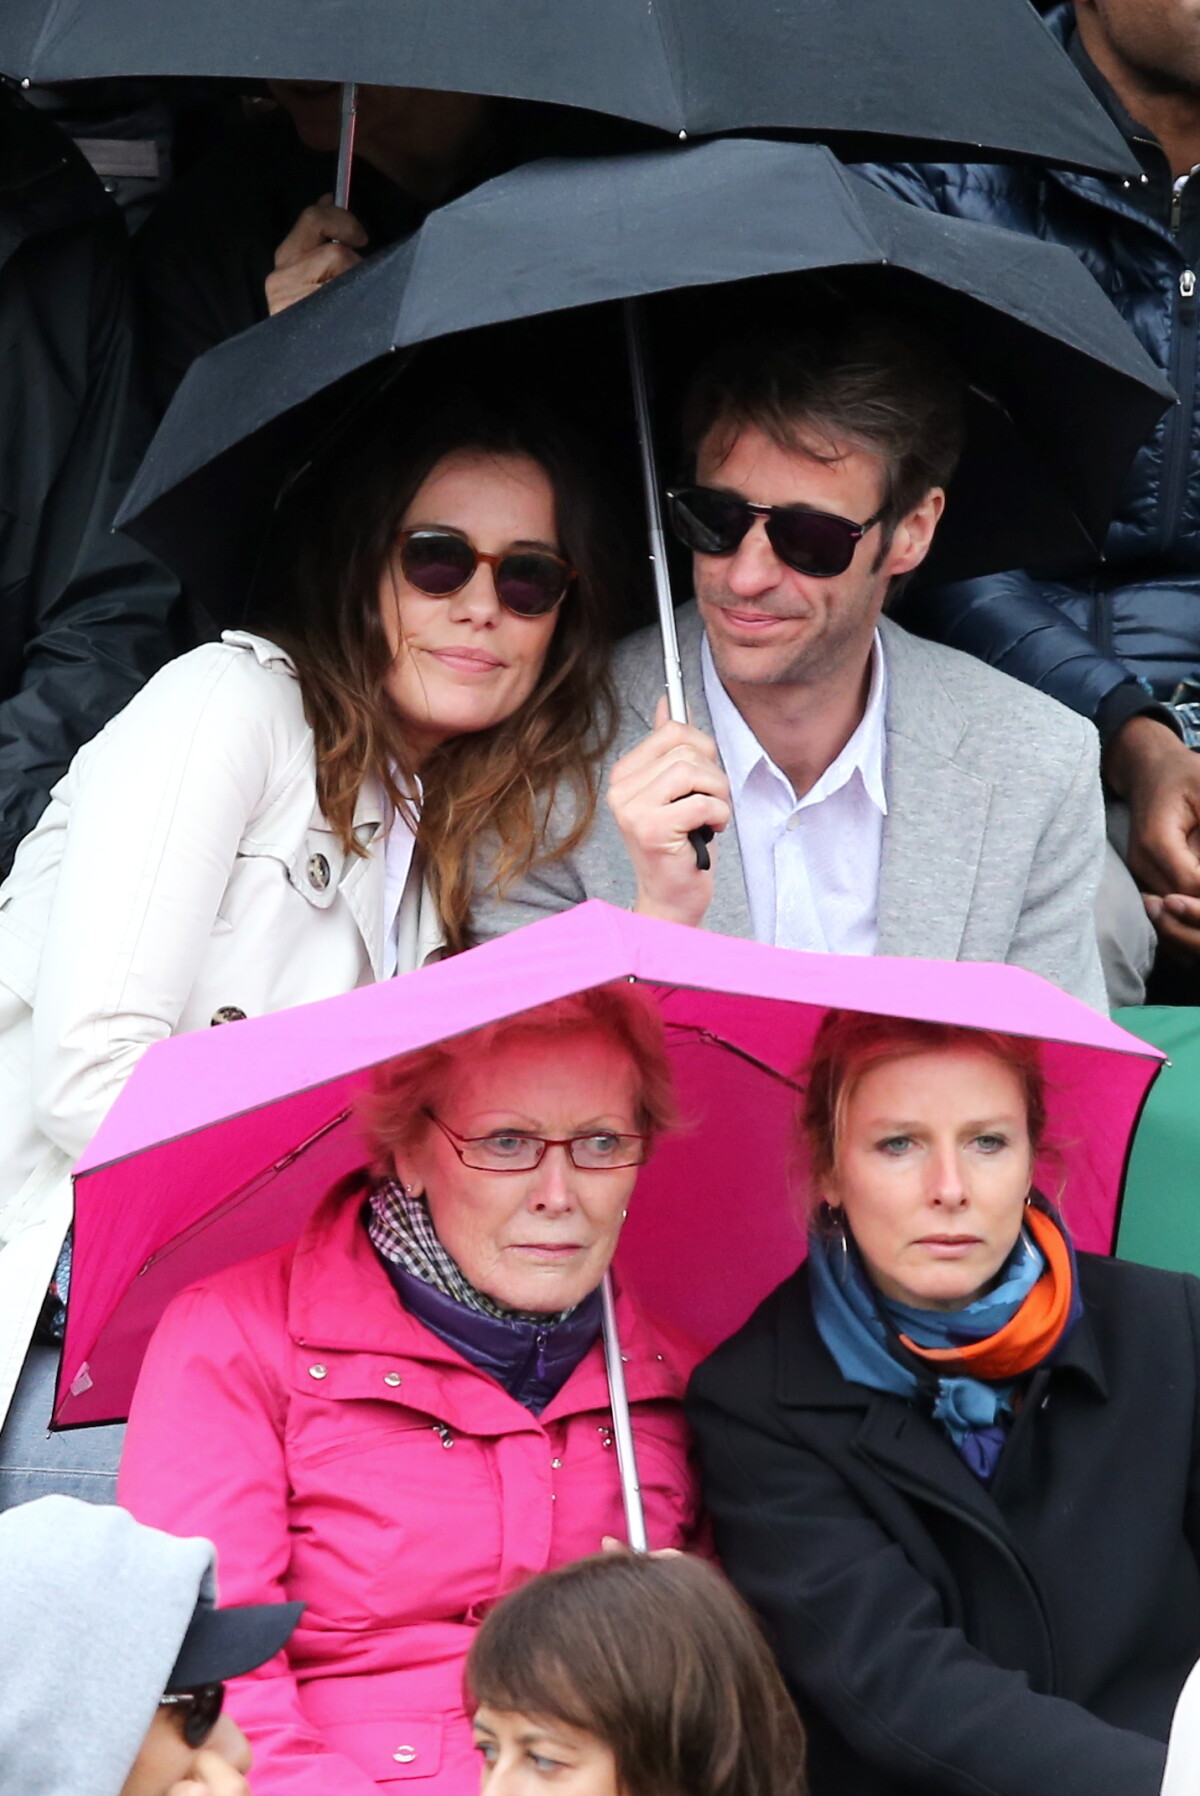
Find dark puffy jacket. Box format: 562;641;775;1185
0;86;187;870
856;5;1200;741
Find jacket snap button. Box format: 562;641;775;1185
308;1364;328;1380
210;1005;247;1025
307;852;331;890
392;1746;417;1763
383;1372;403;1387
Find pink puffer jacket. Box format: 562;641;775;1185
118;1185;705;1796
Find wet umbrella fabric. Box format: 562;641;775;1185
116;138;1173;619
57;902;1163;1431
2;0;1136;176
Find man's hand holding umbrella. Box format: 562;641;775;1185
607;698;730;926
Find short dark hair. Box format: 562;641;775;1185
682;312;965;534
465;1553;807;1796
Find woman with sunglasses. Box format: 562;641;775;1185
0;376;622;1455
119;984;705;1796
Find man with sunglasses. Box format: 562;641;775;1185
0;1493;300;1796
474;315;1111;1013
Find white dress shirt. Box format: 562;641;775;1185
701;631;888;955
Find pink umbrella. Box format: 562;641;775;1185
59;903;1163;1464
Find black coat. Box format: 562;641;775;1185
0;88;186;871
855;6;1200;740
686;1254;1200;1796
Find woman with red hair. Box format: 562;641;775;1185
688;1010;1200;1796
119;984;703;1796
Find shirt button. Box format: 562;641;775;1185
550;1457;563;1469
308;1364;328;1380
785;816;798;832
307;852;331;891
393;1747;417;1763
383;1372;403;1387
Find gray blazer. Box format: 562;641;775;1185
473;604;1109;1011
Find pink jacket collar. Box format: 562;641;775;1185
283;1182;700;1430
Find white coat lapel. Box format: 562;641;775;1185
338;776;389;978
876;621;990;961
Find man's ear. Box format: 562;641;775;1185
884;487;946;579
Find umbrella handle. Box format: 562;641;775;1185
600;1271;648;1552
334;83;359;211
622;298;712;872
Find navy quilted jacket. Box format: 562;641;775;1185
856;5;1200;740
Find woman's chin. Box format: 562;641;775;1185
482;1263;599;1316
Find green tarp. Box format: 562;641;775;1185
1114;1006;1200;1274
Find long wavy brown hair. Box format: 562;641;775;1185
254;379;622;953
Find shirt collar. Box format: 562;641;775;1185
701;628;888;817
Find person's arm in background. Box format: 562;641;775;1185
120;1282;382;1796
0;212;191;873
908;572;1200;965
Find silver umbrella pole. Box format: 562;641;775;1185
600;1271;648;1552
622;297;712;870
334;83;359;209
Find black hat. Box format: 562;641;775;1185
166;1598;304;1692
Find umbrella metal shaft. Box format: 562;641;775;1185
334;83;358;210
623;298;685;724
600;1271;648;1552
623;297;711;870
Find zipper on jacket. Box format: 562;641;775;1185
1050;160;1198;556
1160;266;1199;550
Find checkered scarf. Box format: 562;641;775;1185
367;1177;576;1324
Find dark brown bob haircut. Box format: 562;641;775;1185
255;377;622;954
681;310;965;542
465;1553;807;1796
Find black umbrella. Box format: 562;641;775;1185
119;137;1172;606
4;0;1137;176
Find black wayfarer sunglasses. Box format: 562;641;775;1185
667;486;884;579
395;529;575;619
159;1682;226;1749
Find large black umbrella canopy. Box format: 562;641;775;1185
4;0;1137;176
117;137;1173;614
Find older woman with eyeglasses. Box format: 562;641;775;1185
118;984;705;1796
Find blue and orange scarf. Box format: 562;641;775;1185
808;1203;1081;1482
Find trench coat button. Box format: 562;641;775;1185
393;1747;417;1764
383;1372;403;1387
308;1364;328;1380
211;1005;247;1025
306;852;331;891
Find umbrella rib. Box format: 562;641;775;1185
663;1020;804;1092
136;1107;353;1275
